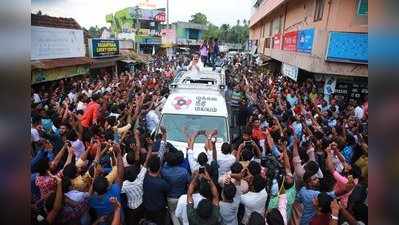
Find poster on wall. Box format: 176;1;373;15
31;26;85;60
323;76;337;97
89;39;120;58
297;28;314;53
326;32;368;63
272;34;281;49
283;31;298;51
281;63;299;81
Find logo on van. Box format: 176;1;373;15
172;96;192;110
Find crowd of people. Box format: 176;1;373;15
31;52;368;225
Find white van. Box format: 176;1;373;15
157;88;230;158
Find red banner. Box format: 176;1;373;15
283;31;298;51
273;33;281;49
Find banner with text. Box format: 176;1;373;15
283;31;298;51
297;28;314;53
281;63;299;81
89;39;120;58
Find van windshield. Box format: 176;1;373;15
160;114;228;143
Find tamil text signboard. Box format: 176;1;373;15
89;39;120;58
326;32;368;64
283;31;298;51
31;26;85;60
281;63;299;81
297;28;314;53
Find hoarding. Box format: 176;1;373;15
297;28;314;53
31;26;85;60
89;39;120;58
161;29;176;45
326;32;368;63
32;65;89;84
281;63;298;81
129;7;166;22
282;31;298;51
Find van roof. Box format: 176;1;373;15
173;70;225;86
161;89;228;117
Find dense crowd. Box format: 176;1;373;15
31;52;368;225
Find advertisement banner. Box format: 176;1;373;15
272;33;281;49
136;36;161;45
326;32;368;63
283;31;298;51
161;29;176;45
297;28;314;53
31;26;85;60
89;39;120;58
281;63;299;81
137;29;150;36
129;7;166;22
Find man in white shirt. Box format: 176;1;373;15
188;54;204;72
217;143;236;177
354;104;364;120
175;190;205;225
240;175;268;224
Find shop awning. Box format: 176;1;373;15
31;57;91;70
90;56;126;69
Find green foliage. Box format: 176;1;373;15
86;26;108;38
189;12;208;25
190;12;248;44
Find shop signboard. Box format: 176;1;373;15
297;28;314;53
326;32;368;64
31;26;85;60
272;33;281;49
283;31;298;51
281;63;298;81
32;65;89;84
89;39;120;58
137;29;151;36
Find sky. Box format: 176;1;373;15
31;0;252;29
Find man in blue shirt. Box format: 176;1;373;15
161;150;191;225
143;155;170;225
88;144;124;217
296;169;354;225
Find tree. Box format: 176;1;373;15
237;19;240;26
189;12;208;25
203;23;220;40
87;26;101;38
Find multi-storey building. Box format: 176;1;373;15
249;0;368;101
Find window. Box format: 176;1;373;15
357;0;368;16
314;0;324;21
272;17;281;35
265;37;271;48
160;114;228;143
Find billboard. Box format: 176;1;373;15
326;32;368;63
88;39;120;58
283;31;298;51
297;28;314;53
31;26;85;60
161;29;176;45
129;7;166;22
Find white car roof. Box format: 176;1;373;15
161;89;228;117
173;69;225;86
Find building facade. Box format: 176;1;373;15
172;21;207;48
31;14;91;84
107;6;166;54
249;0;368;100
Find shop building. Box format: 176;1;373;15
249;0;368;101
172;21;207;51
31;13;91;84
107;6;166;54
